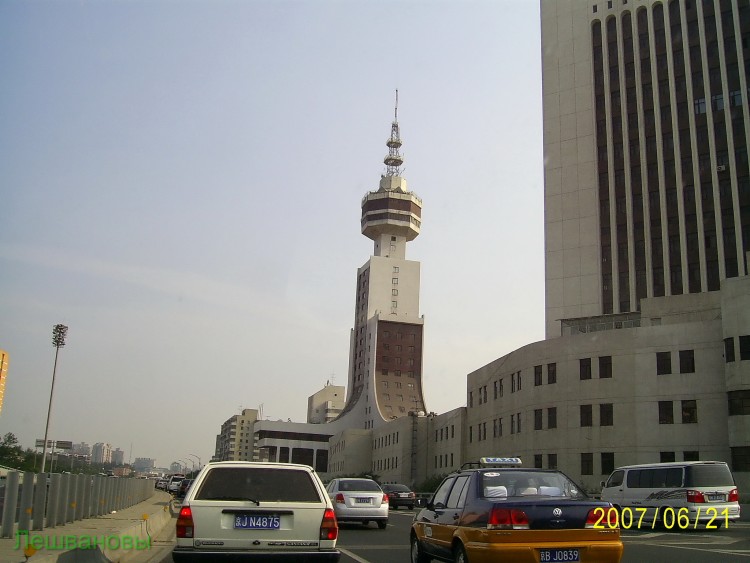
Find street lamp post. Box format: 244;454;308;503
41;324;68;475
188;453;201;473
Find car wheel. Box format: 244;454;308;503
410;534;431;563
407;505;414;510
377;519;388;529
362;520;370;526
453;543;468;563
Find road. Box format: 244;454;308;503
146;506;750;562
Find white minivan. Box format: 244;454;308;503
601;461;740;527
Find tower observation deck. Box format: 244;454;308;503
361;91;422;251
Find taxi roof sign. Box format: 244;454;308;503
479;457;522;467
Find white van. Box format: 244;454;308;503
601;461;740;527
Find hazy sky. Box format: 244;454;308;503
0;0;544;469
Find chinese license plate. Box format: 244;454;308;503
234;515;281;529
355;497;371;504
540;549;580;562
707;494;724;501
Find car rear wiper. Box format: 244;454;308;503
203;496;261;505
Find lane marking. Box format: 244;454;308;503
340;547;373;563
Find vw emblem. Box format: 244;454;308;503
553;508;562;517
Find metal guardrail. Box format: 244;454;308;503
0;471;155;537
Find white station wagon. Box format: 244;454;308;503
172;461;340;562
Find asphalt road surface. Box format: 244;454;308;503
146;506;750;563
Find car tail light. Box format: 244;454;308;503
487;507;529;530
320;508;338;540
686;490;706;503
335;493;345;504
176;506;194;538
383;494;389;504
728;488;739;502
585;507;618;528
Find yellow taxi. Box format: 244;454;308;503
410;457;623;563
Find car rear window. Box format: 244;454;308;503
339;479;381;492
195;467;322;503
480;470;586;499
385;484;410;492
684;464;735;487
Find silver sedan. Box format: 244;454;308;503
326;478;389;529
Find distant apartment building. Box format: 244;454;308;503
72;442;91;457
91;442;112;464
307;382;345;424
133;457;155;473
111;448;125;466
213;409;260;462
0;350;7;416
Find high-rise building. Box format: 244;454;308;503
307;382;345;424
111;448;125;466
338;93;428;429
91;442;112;464
542;0;750;338
459;0;749;493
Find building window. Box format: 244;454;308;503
548;453;558;470
534;409;543;430
600;403;614;426
511;415;515;434
548;407;557;429
547;363;557;384
580;358;592;380
534;454;543;468
684;451;700;461
517;372;522;391
393;266;399;273
469;426;473;443
656;351;672;375
659;401;674;424
694;97;706;114
534;365;543;386
725;337;735;362
468;391;473;408
493;380;498;399
599;356;612;378
729;390;750;415
681;400;698;423
517;412;521;433
660;451;676;463
498;378;504;397
581;453;594;475
392;289;398;296
740;336;750;360
731;447;750;471
392;278;398;285
580;404;593;427
679;350;695;373
601;452;615;475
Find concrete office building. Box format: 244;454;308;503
462;0;749;495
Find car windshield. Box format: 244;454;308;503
684;465;735;487
480;470;587;499
195;467;321;502
339;479;381;492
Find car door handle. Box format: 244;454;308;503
453;513;460;520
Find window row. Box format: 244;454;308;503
435;425;456;442
724;335;750;362
434;452;455;470
373;432;399;449
656;350;695;374
658;399;699;424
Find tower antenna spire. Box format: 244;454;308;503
384;89;403;176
